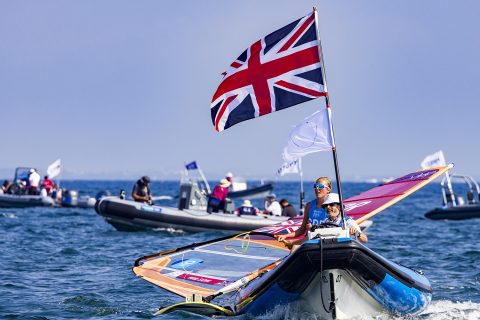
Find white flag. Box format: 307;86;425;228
421;151;446;169
276;159;300;176
46;159;61;178
282;108;335;162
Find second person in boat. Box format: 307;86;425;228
132;176;153;204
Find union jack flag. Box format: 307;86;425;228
211;11;326;132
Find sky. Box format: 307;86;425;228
1;0;479;181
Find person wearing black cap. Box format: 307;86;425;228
132;176;152;204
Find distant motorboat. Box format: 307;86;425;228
425;174;480;220
0;193;55;208
0;167;55;208
228;180;275;199
95;182;288;232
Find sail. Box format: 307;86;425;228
256;166;452;234
133;233;289;300
346;166;451;224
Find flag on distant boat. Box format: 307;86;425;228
276;159;300;176
282;108;334;162
211;11;326;132
420;150;447;169
46;159;61;178
185;161;198;170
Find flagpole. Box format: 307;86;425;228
313;7;347;228
197;164;211;194
299;158;305;210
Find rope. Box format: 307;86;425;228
224;232;251;254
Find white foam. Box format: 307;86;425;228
419;300;480;320
252;300;480;320
0;213;17;218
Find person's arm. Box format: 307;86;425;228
348;220;368;243
277;202;310;241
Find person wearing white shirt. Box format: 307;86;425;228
28;168;41;195
264;193;282;216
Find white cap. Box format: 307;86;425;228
242;199;253;207
226;172;233;178
323;193;340;205
220;179;231;187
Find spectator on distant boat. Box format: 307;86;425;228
27;168;41;195
235;199;259;216
132;176;152;204
276;176;332;244
280;198;297;218
264;193;282;216
225;172;233;183
207;178;230;213
41;175;54;195
1;180;13;194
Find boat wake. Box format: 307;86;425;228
0;212;17;219
151;227;186;234
251;300;480;320
419;300;480;320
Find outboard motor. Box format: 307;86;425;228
62;190;78;207
178;182;207;210
224;198;235;213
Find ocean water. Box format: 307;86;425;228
0;180;479;319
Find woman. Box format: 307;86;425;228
277;176;332;243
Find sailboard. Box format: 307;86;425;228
133;232;289;314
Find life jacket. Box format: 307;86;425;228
237;206;256;215
133;180;149;197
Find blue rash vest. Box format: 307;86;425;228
307;200;327;225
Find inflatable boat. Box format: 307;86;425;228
95;196;288;232
134;229;431;319
228;182;274;199
0;193;55;208
425;174;480;220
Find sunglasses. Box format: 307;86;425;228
313;183;329;190
322;203;340;209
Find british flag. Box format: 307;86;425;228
211;11;326;132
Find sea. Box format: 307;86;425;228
1;180;479;320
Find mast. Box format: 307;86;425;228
313;7;347;228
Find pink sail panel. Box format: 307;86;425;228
255;166;451;234
346;166;450;224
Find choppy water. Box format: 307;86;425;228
1;181;479;319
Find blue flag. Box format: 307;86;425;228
185;161;198;170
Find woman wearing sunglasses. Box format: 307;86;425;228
277;176;332;244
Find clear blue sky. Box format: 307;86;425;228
1;1;478;181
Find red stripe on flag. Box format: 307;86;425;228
275;80;326;97
231;61;242;68
215;94;237;131
278;13;315;53
212;46;320;103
